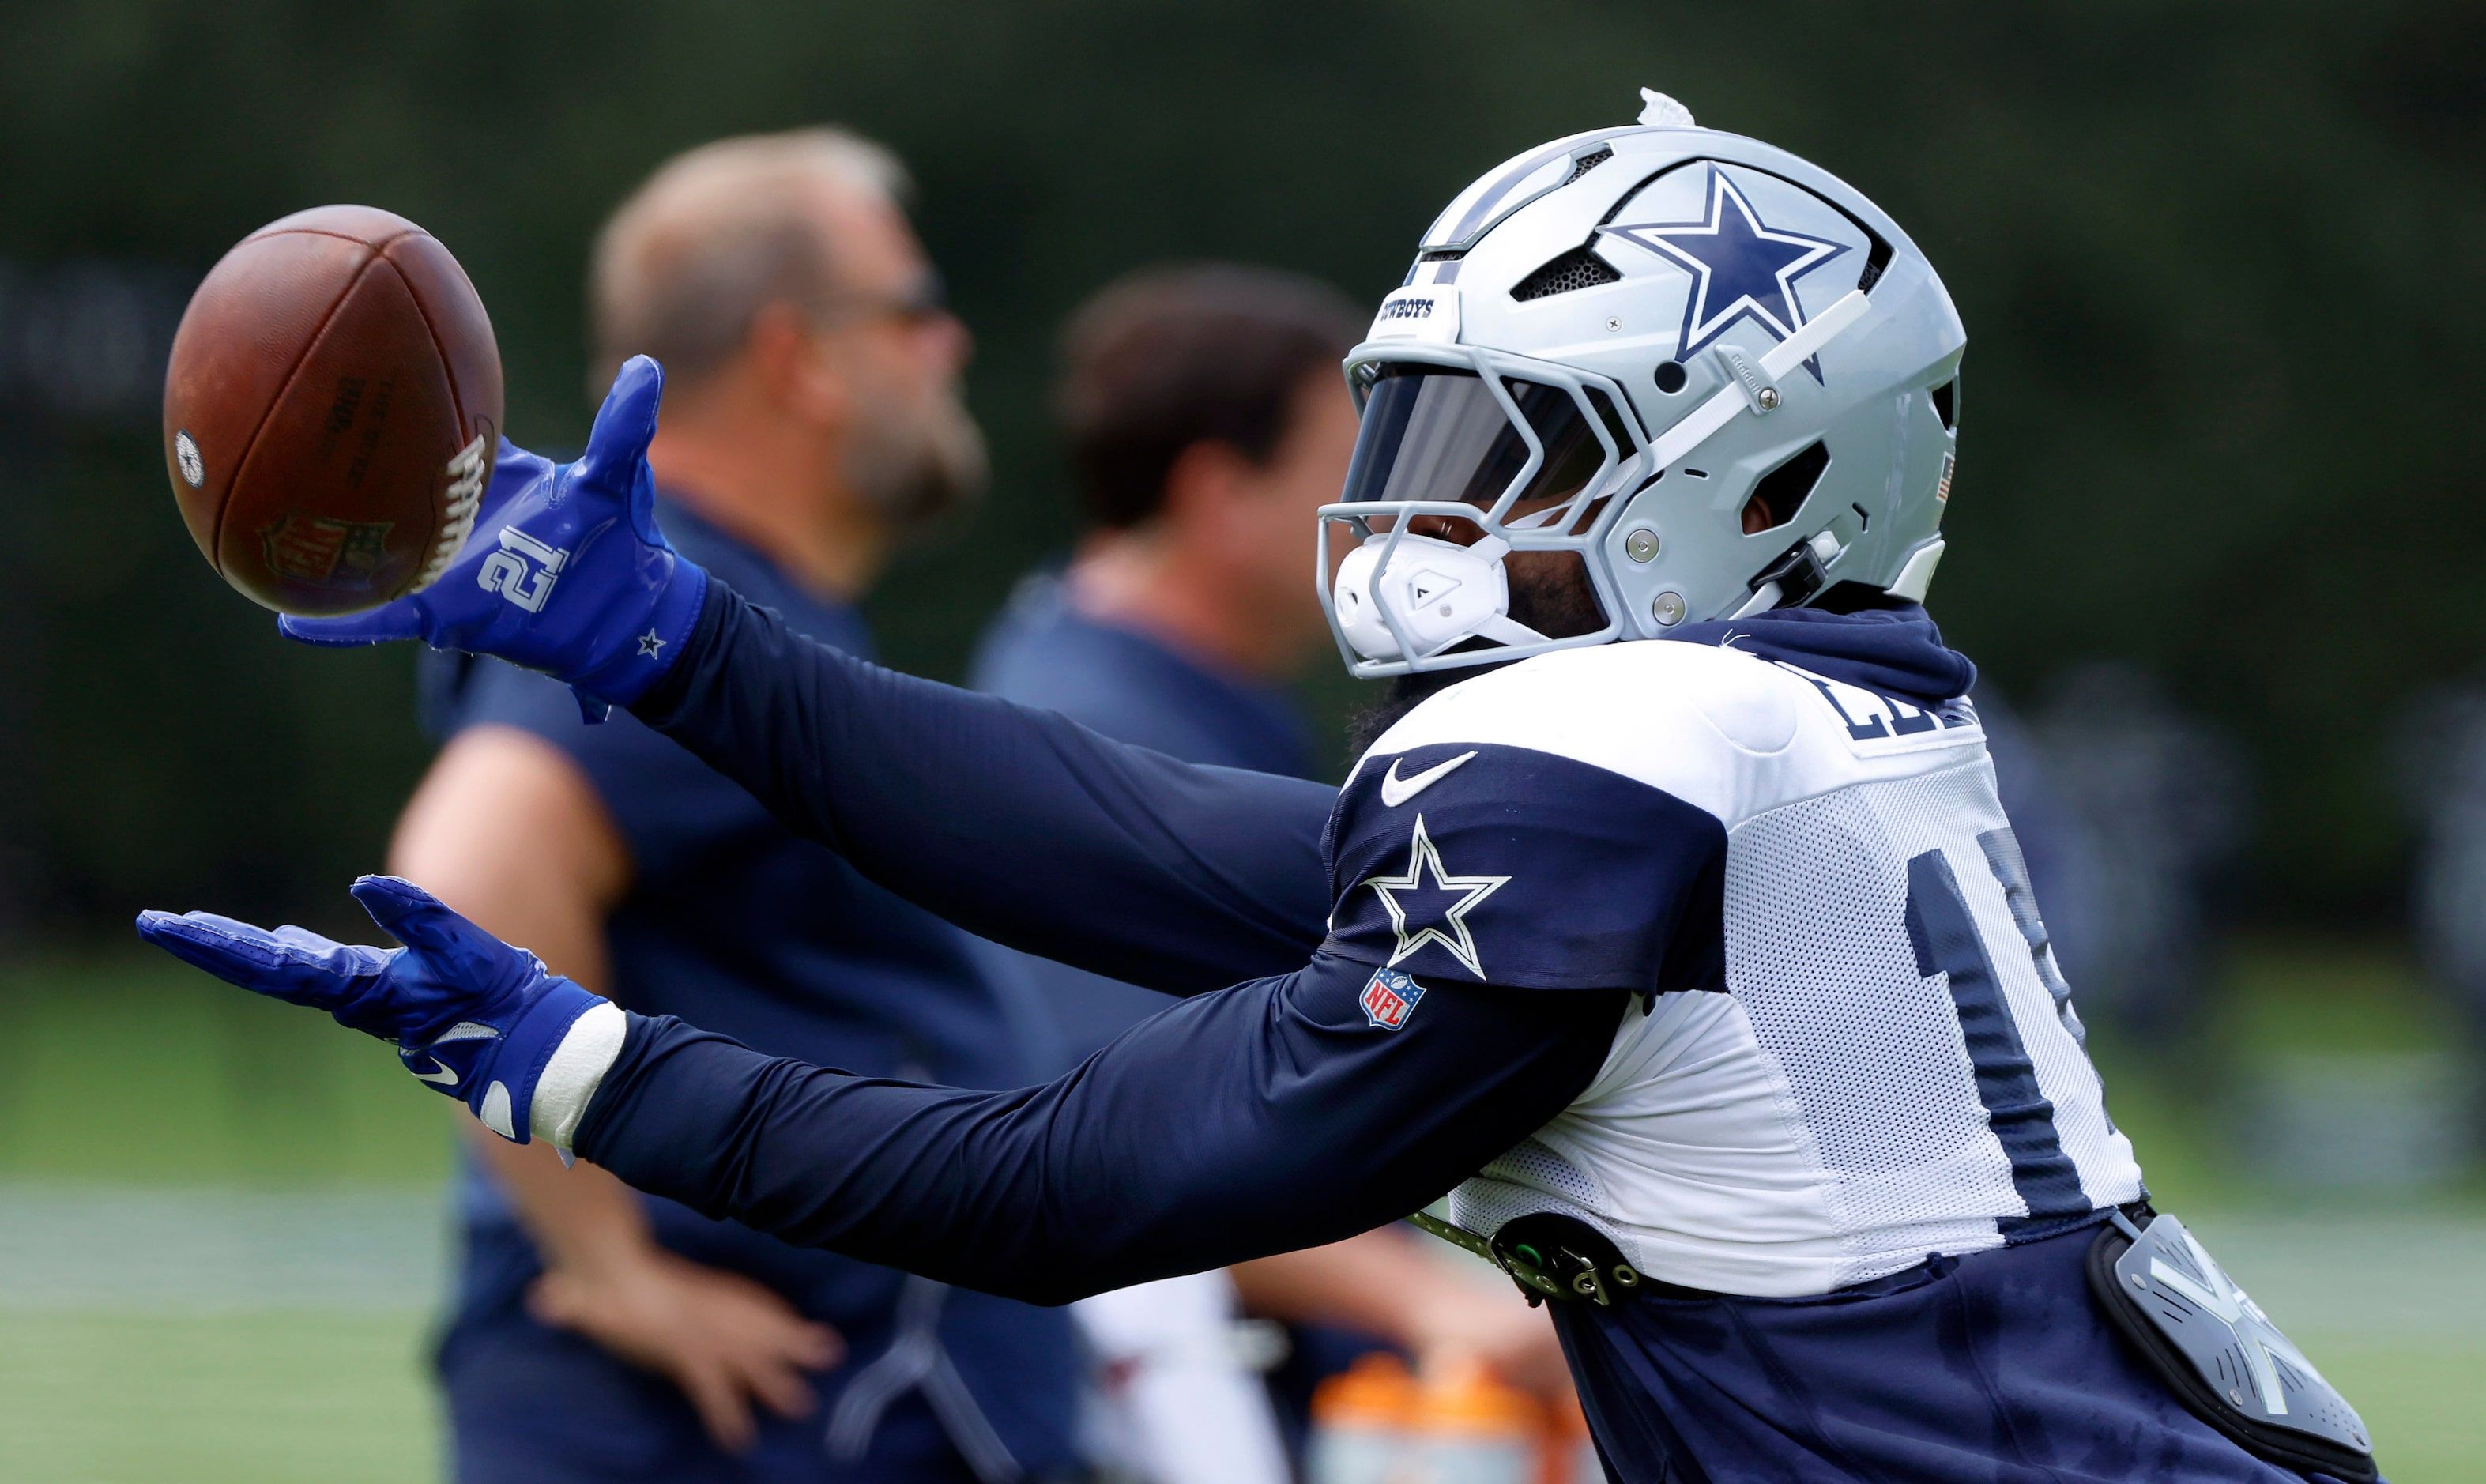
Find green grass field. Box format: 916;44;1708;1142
2;948;2480;1482
0;955;451;1481
0;1309;436;1484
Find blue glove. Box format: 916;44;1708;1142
281;356;709;717
135;876;610;1144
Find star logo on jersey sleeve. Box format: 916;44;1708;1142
1359;814;1509;979
1602;165;1848;371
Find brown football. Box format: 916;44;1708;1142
162;205;503;615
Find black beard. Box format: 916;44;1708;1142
1344;554;1603;757
1345;668;1467;759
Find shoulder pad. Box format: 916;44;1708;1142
1326;733;1725;992
1354;641;1981;829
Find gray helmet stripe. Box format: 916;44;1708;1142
1431;139;1599;250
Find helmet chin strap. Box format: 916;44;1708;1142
1469;612;1551;649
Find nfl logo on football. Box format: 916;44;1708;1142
1359;969;1425;1030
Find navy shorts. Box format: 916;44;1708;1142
440;1315;988;1484
1555;1218;2366;1483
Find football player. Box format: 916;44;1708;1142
144;96;2376;1484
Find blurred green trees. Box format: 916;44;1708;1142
0;0;2480;936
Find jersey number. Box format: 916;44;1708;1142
476;526;570;612
1903;834;2089;1225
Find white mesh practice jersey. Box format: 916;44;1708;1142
1321;636;2143;1298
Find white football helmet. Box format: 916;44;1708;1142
1320;91;1966;677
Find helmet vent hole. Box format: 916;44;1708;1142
1561;147;1614;186
1653;361;1688;394
1743;441;1830;533
1512;245;1622;302
1930;379;1957;431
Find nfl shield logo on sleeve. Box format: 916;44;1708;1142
1360;969;1426;1030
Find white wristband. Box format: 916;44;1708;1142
534;1000;628;1152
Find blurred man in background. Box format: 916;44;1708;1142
392;129;1083;1484
973;265;1569;1479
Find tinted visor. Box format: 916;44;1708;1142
1340;365;1629;515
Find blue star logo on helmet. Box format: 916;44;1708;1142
1603;166;1848;368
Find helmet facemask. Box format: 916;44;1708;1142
1317;285;1879;679
1318;346;1645;678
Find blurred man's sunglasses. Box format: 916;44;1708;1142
819;269;948;331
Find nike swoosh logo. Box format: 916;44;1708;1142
409;1057;459;1087
1380;750;1478;807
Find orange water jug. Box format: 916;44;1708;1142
1539;1388;1603;1484
1309;1351;1422;1484
1410;1356;1542;1484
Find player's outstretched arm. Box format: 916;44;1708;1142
281;357;1334;994
137;879;1622;1303
141;728;1723;1300
629;583;1335;993
570;733;1712;1299
574;962;1625;1303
